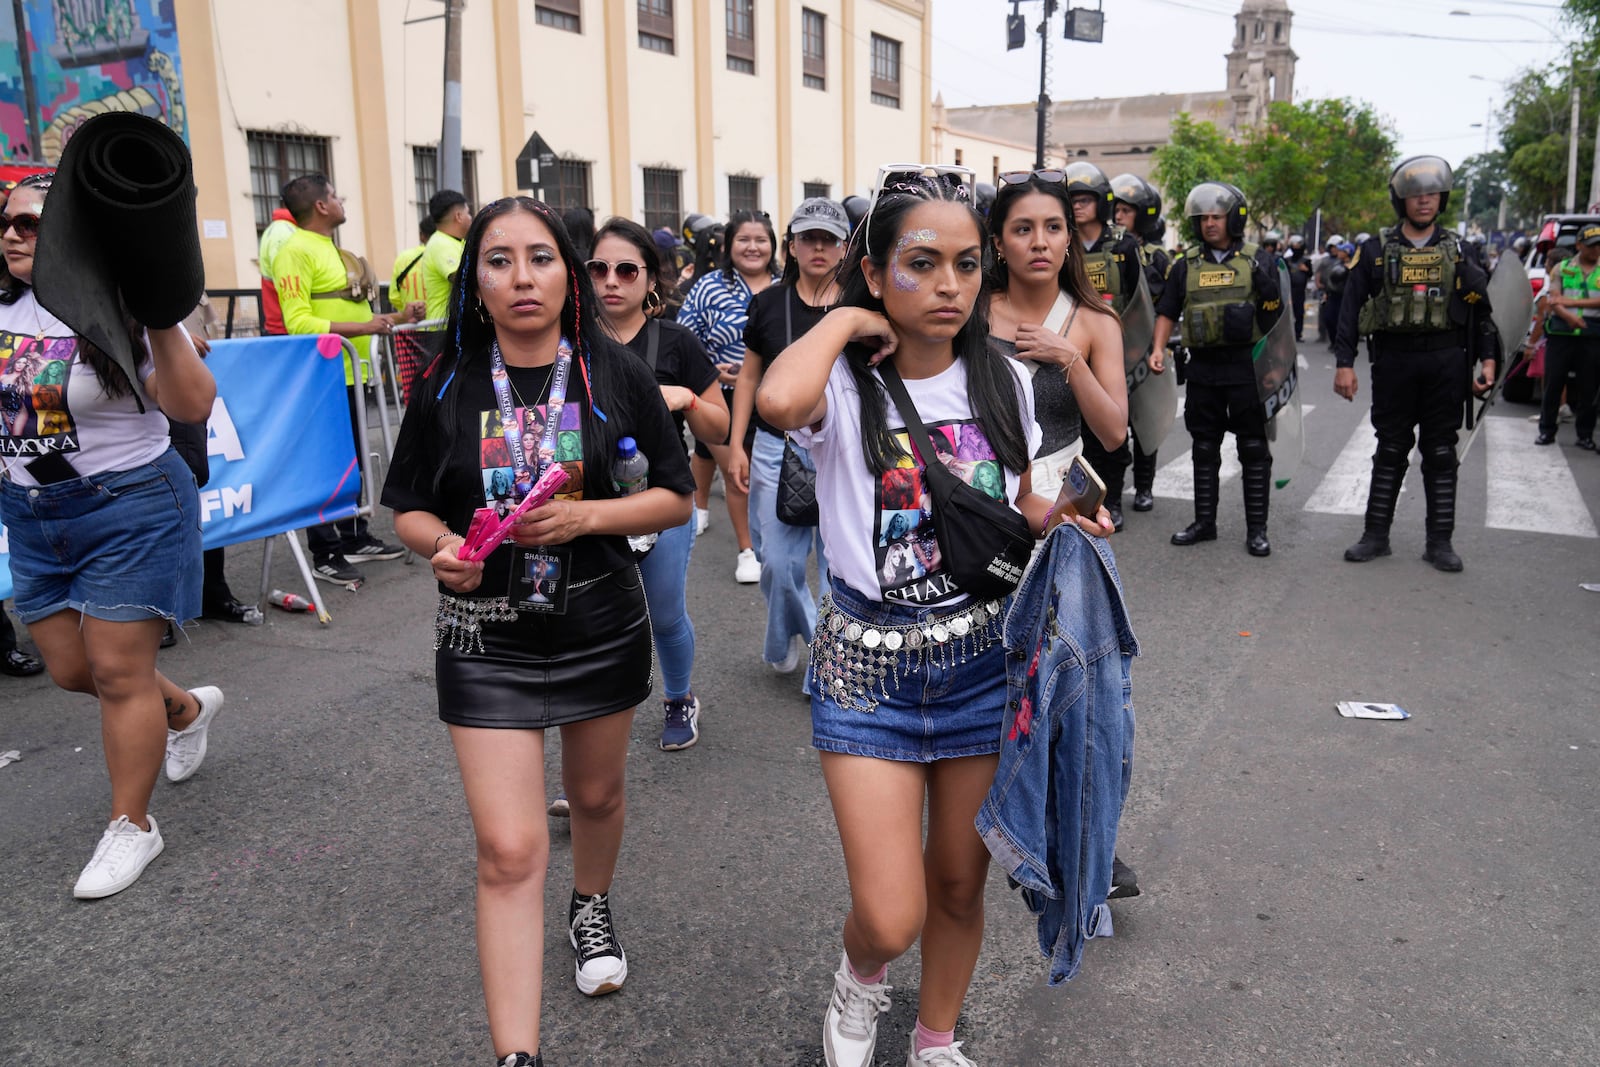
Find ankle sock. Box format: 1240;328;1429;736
847;956;887;985
913;1019;955;1054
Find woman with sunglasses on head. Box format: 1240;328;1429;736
382;198;694;1067
589;216;729;749
676;209;781;582
986;171;1128;503
0;173;224;900
759;171;1111;1067
727;198;849;686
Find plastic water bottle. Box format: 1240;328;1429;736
613;437;658;553
268;589;315;613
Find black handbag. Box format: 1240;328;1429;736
877;364;1033;600
776;435;819;526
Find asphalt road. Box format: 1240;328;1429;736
2;335;1597;1066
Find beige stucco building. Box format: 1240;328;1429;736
155;0;933;291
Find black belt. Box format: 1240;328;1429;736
1372;330;1464;354
1187;344;1254;365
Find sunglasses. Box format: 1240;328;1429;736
586;259;643;283
998;169;1066;187
863;163;977;256
1;213;41;240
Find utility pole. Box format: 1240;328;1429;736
439;0;464;193
1566;53;1580;213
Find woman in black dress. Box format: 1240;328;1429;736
383;197;694;1067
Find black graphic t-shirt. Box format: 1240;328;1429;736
383;343;696;597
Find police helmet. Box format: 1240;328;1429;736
1512;235;1531;257
681;213;714;244
1326;234;1345;251
973;182;997;218
1109;172;1163;239
1184;181;1247;242
1354;232;1372;247
1288;234;1306;251
1388;155;1454;220
1064;162;1114;224
840;195;871;233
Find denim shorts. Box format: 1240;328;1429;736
809;578;1009;763
1;448;203;625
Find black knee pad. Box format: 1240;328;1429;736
1236;436;1271;464
1374;443;1410;469
1192;438;1222;465
1420;443;1457;476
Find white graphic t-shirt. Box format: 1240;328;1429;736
796;356;1040;607
0;290;168;487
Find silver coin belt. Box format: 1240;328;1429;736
434;593;519;654
811;594;1007;714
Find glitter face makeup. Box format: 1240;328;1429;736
478;270;499;290
891;229;938;292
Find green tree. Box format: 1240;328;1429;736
1497;39;1599;223
1150;112;1241;228
1239;98;1397;238
1457;151;1510;230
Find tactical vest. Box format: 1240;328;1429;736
1546;257;1600;336
1138;242;1169;304
1356;228;1458;336
1082;230;1126;314
1181;242;1263;348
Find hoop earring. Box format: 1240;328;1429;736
475;301;491;325
643;288;664;315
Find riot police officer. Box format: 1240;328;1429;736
1284;233;1312;341
1066;162;1144;529
1334;155;1497;572
1149;182;1283;556
1111;171;1172;515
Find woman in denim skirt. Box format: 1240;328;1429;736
0;174;225;900
759;172;1111;1067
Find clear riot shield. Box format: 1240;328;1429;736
1122;270;1179;450
1253;261;1304;489
1460;253;1533;462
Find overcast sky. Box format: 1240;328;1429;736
928;0;1575;171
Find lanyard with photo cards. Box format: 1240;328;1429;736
489;336;571;490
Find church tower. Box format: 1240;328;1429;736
1225;0;1296;131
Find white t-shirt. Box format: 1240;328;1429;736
0;289;170;487
795;355;1042;607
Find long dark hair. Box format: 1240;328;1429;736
1;176;136;399
719;210;780;284
987;176;1116;323
837;178;1030;478
592;216;666;323
393;196;639;501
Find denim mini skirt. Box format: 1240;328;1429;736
809;578;1009;763
1;448;202;625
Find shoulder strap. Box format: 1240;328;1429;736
394;250;426;289
643;317;661;374
876;362;943;475
1042;290;1074;334
784;286;795;348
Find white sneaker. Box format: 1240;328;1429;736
735;548;760;584
165;685;224;782
695;507;711;536
773;633;805;674
73;815;165;899
908;1042;977;1066
823;951;892;1067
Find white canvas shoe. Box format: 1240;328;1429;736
73;815;165;899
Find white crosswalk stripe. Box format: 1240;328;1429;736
1484;417;1598;539
1301;421;1420;515
1151;403;1314;501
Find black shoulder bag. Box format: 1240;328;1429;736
775;288;821;526
876;363;1033;600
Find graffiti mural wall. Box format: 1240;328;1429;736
1;0;187;163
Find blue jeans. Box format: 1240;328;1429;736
747;430;828;664
637;513;696;700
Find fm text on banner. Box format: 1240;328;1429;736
0;333;360;601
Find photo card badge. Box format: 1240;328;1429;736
509;546;571;614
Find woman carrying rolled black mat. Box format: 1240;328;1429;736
0;171;224;899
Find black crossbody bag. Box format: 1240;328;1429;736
876;363;1033;600
775;289;820;526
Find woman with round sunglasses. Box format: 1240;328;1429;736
0;173;225;900
589;217;729;749
986;170;1127;501
727;198;847;686
676;209;781;582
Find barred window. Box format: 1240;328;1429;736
544;159;593;213
803;181;831;200
728;175;761;215
801;8;825;90
535;0;581;33
639;0;673;53
412;146;480;224
247;131;331;235
870;33;900;109
726;0;754;73
643;167;683;233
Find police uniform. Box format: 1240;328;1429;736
1284;235;1312;342
1334;155;1494;572
1128;235;1173;511
1156;182;1282;556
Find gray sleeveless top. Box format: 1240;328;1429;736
989;299;1082;456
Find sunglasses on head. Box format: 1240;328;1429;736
863;163;977;257
586;259;643;283
997;169;1066;187
1;213;41;239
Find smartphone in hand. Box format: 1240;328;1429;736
1046;455;1106;533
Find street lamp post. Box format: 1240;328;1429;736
1005;0;1104;169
